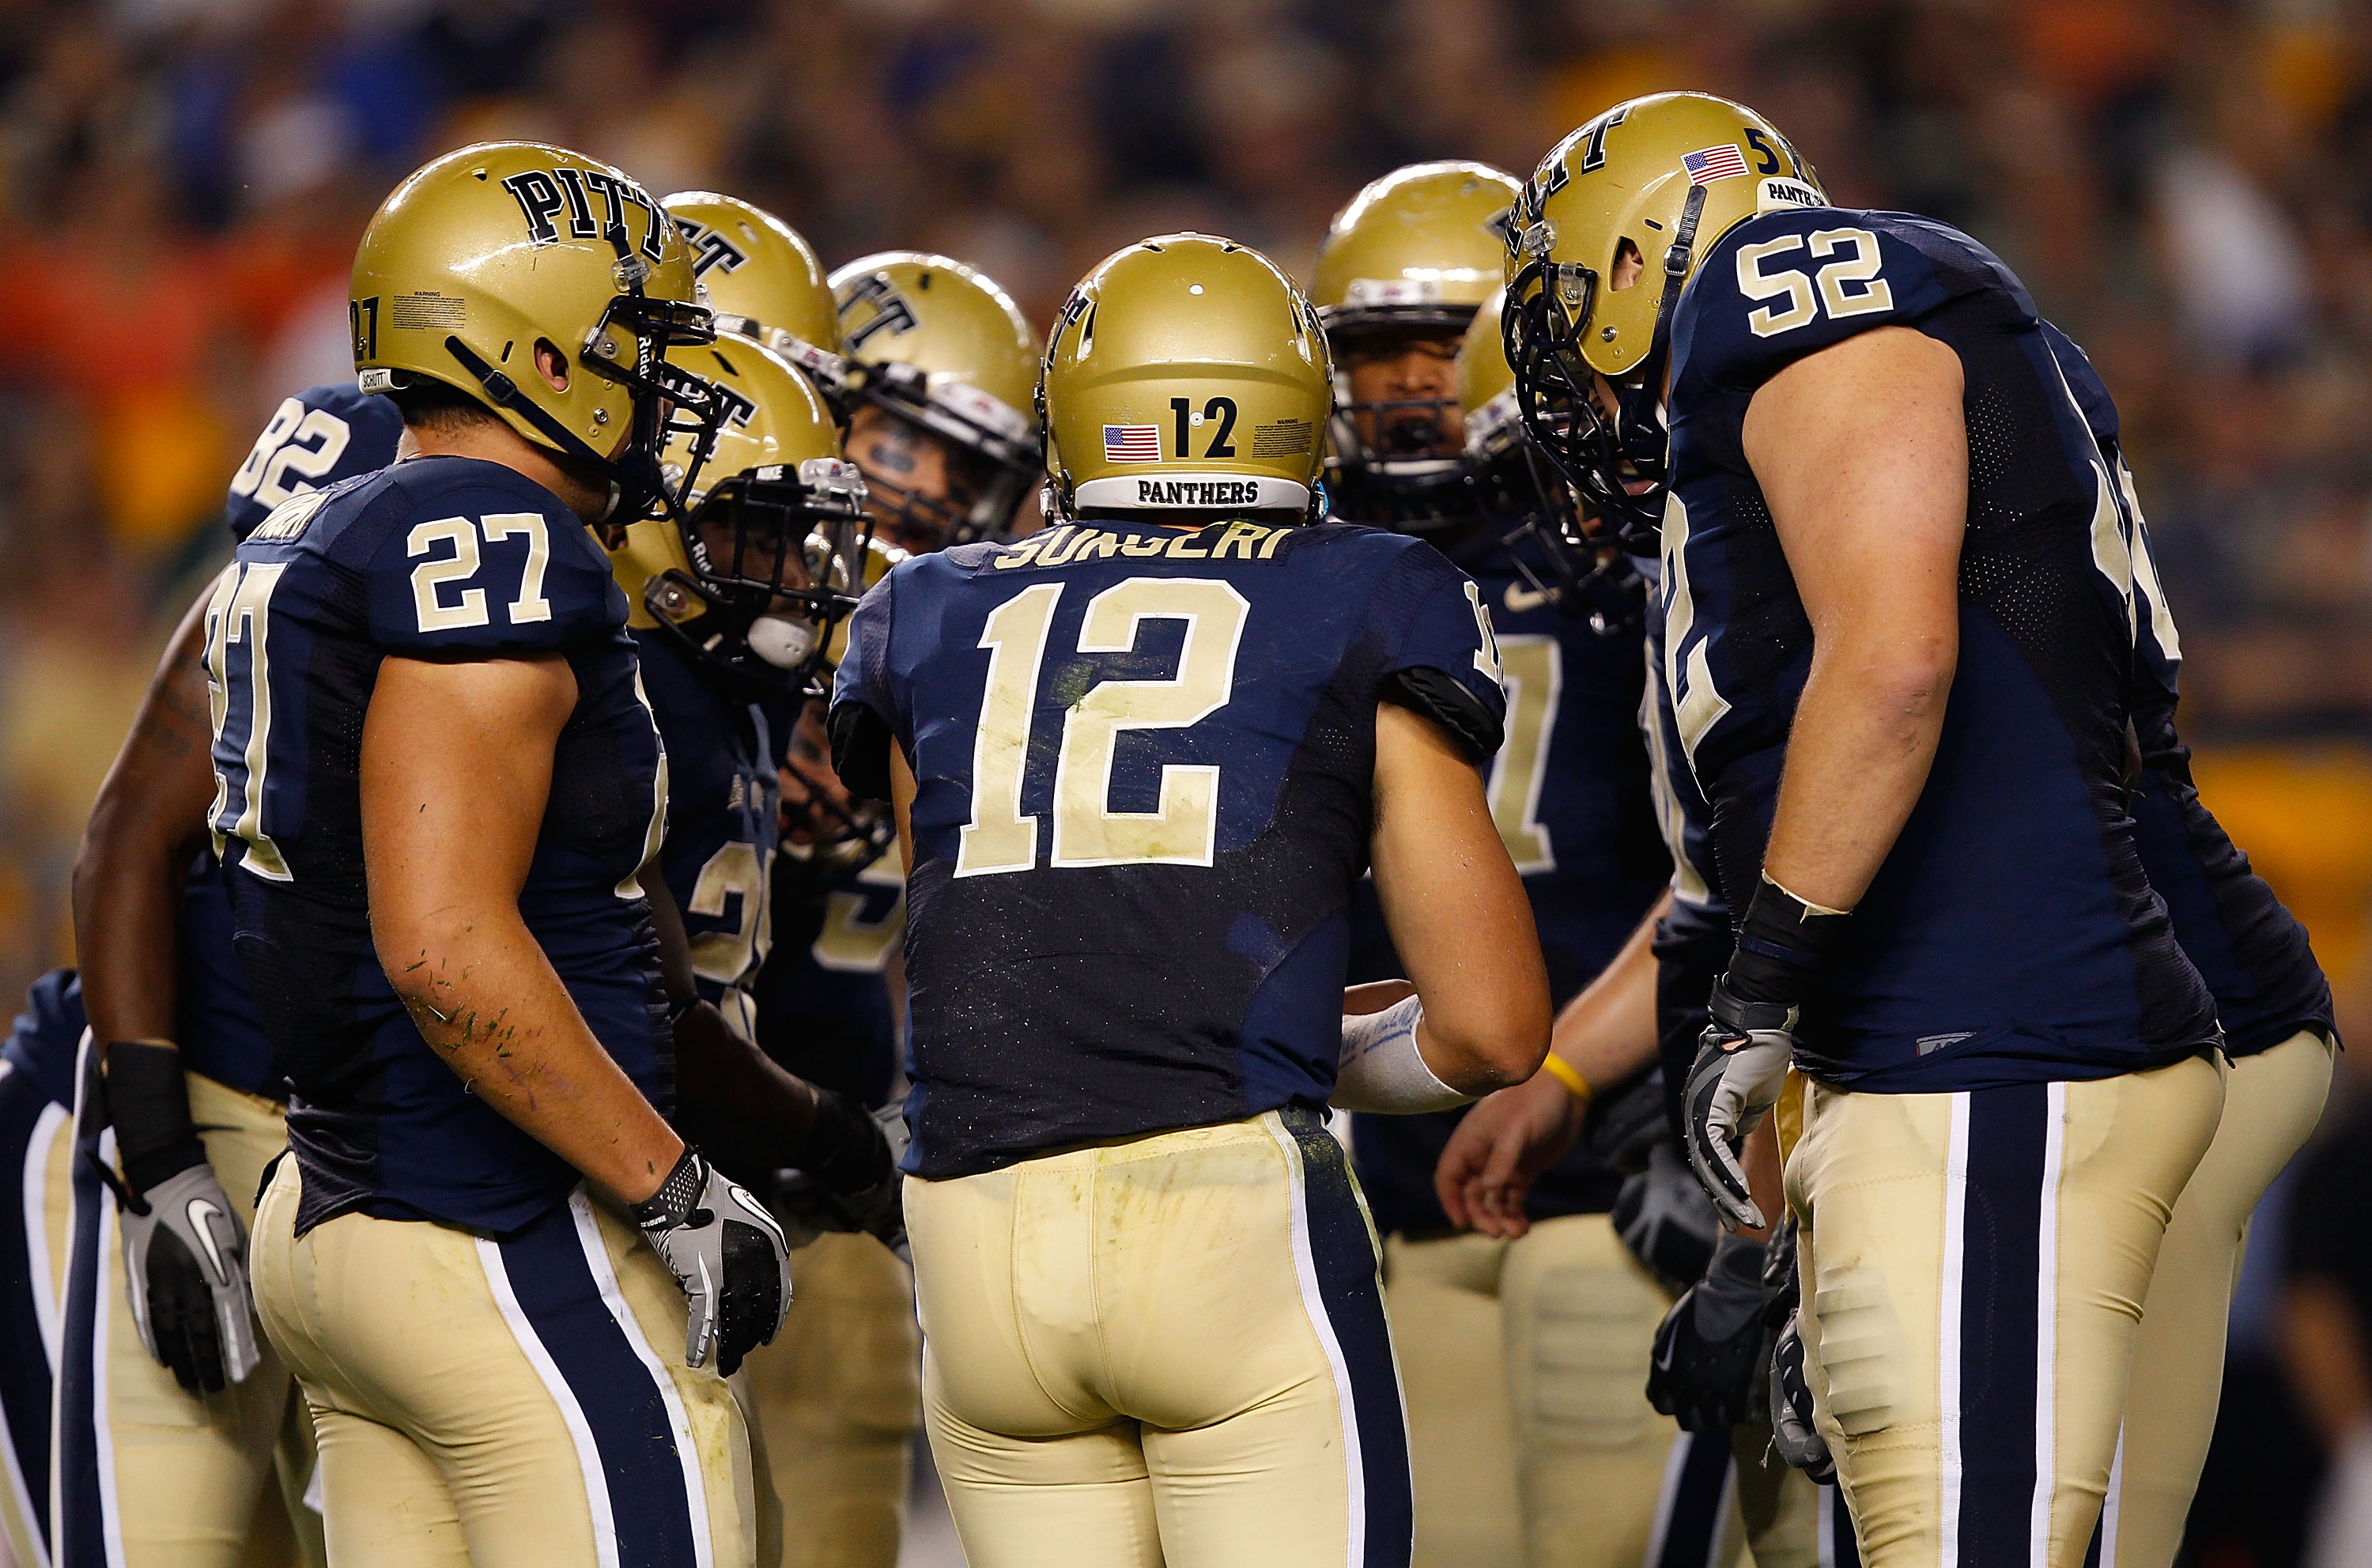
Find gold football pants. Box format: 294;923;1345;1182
906;1109;1411;1568
2099;1030;2332;1568
251;1160;761;1568
52;1060;320;1568
1781;1054;2224;1568
738;1231;920;1568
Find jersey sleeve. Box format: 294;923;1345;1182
358;467;623;654
226;383;406;542
1671;208;2032;403
1372;540;1508;763
827;569;905;803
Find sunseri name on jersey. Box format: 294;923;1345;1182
830;517;1505;1179
1658;205;2219;1093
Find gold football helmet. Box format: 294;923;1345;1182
611;337;870;694
1041;233;1330;521
351;141;721;522
1505;92;1823;547
1458;290;1644;632
829;251;1041;549
662;191;847;405
1312;161;1522;527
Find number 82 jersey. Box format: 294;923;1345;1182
208;455;670;1235
830;516;1507;1179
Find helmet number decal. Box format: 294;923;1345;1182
1168;397;1238;459
1736;228;1892;338
955;578;1252;878
231;399;355;510
350;296;378;361
1743;129;1783;176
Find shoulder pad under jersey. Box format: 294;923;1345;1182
226;383;406;542
1671;209;2035;407
340;456;625;656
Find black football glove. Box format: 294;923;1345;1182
762;1093;910;1261
632;1148;791;1376
1646;1231;1770;1433
1613;1139;1720;1295
98;1041;259;1392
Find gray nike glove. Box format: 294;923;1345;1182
1683;974;1794;1230
119;1163;261;1392
1646;1231;1771;1432
1770;1308;1836;1483
632;1148;791;1376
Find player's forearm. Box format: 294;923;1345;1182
73;593;220;1047
379;911;683;1207
1544;894;1667;1094
1760;633;1951;912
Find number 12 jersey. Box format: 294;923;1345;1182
830;516;1507;1179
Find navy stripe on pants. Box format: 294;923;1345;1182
1958;1082;2050;1567
496;1196;701;1567
0;1063;58;1557
1282;1106;1415;1568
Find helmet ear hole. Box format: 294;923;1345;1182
534;340;572;393
1609;240;1645;293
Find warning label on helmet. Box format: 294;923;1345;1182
1251;418;1313;458
392;292;468;331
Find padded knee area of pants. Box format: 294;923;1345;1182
1522;1261;1664;1449
1809;1264;1898;1438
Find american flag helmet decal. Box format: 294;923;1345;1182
1103;424;1162;462
1681;144;1750;184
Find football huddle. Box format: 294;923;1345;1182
0;86;2334;1568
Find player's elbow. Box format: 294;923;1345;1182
371;903;489;1027
1422;980;1551;1096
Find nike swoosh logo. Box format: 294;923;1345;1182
1655;1335;1677;1372
184;1199;228;1280
1504;583;1550;614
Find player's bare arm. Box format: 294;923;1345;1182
1745;324;1966;909
71;584;219;1048
1368;699;1551;1094
1435;895;1665;1236
363;651;684;1208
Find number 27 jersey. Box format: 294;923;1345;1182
208;455;669;1235
831;516;1507;1179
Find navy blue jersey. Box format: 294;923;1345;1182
1662;207;2219;1092
225;383;406;542
209;456;669;1235
2;969;85;1112
754;856;903;1109
1347;523;1668;1234
635;630;780;1039
175;851;280;1097
2041;326;2333;1057
832;516;1508;1179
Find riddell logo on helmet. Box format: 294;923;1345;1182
1135;478;1262;507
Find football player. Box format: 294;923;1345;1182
614;331;920;1568
1505;93;2228;1566
829;251;1041;555
828;232;1549;1568
0;969;83;1568
50;380;401;1568
2049;330;2335;1568
217;142;784;1562
1312;162;1683;1568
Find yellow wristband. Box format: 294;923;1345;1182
1539;1052;1592;1105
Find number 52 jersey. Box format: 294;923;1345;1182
830;516;1508;1180
207;455;670;1236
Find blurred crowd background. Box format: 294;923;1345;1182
2;0;2371;1559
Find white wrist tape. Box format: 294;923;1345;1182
1333;995;1474;1114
